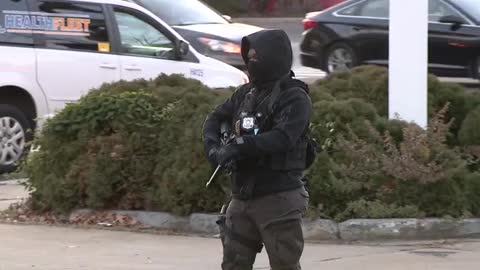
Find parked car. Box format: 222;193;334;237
125;0;263;69
0;0;249;173
301;0;480;79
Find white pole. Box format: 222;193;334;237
389;0;429;128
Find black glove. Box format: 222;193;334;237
216;144;240;168
207;146;220;167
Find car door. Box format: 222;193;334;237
428;0;479;72
335;0;390;65
108;5;191;82
32;0;120;114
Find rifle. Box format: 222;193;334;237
205;121;235;188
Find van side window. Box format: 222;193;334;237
113;9;175;59
35;1;110;53
0;0;34;46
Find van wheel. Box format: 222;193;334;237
323;42;358;74
0;104;32;174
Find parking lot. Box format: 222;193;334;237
0;222;479;270
1;180;480;270
235;17;480;86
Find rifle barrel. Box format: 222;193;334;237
206;165;221;188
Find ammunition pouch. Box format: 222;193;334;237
269;140;308;171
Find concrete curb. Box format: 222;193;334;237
189;213;220;235
339;219;480;241
69;210;480;241
114;210;190;231
302;218;339;240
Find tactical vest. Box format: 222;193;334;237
232;78;314;171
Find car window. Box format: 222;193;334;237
336;3;361;16
134;0;227;26
451;0;480;22
358;0;389;18
0;0;34;46
429;0;466;22
35;1;110;53
114;9;175;59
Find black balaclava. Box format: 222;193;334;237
241;29;293;87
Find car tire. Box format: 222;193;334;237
323;42;358;74
0;104;32;174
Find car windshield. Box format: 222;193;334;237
135;0;228;26
451;0;480;22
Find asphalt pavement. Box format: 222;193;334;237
0;223;479;270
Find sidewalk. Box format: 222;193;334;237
0;180;28;211
0;223;479;269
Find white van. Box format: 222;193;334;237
0;0;249;173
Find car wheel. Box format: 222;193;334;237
0;104;32;174
324;43;358;73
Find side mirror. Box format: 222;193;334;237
176;40;190;59
223;15;232;22
439;15;467;29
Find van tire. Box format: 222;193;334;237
0;104;32;174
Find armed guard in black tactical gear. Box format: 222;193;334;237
202;29;315;270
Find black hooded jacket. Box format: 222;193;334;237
202;29;313;199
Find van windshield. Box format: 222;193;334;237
135;0;228;26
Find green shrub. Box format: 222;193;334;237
26;75;230;215
335;200;424;221
25;71;480;221
459;105;480;146
465;173;480;215
312;65;480;146
306;106;480;221
429;80;480;144
309;98;380;150
311;66;389;115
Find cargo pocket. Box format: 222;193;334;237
298;187;310;215
261;218;304;269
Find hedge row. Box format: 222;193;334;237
24;67;480;221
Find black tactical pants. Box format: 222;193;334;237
221;186;309;270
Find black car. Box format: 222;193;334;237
301;0;480;78
127;0;262;69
